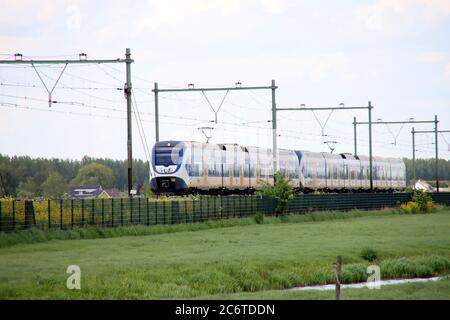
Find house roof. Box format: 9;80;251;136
102;188;121;198
70;185;103;198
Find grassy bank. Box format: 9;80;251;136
199;277;450;300
0;211;449;299
0;207;444;248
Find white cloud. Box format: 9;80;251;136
446;62;450;75
149;52;354;85
0;0;60;29
417;51;449;64
140;0;287;30
355;0;450;33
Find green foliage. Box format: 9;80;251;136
403;157;450;184
412;190;433;210
70;162;114;188
257;172;294;216
401;190;435;214
139;180;153;198
360;247;378;262
41;172;67;198
253;213;264;224
0;154;150;197
17;177;40;199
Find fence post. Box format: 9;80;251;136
0;200;2;232
81;199;85;228
146;198;150;226
24;200;35;230
172;201;179;224
192;198;195;223
71;199;74;229
239;196;243;218
163;201;166;224
120;198;124;226
111;198;114;227
199;196;203;222
91;199;95;226
207;197;210;220
101;198;105;227
12;199;16;230
184;199;188;223
48;199;51;229
335;256;342;300
139;197;142;224
60;199;63;229
130;198;133;224
155;201;158;225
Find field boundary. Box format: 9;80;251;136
0;192;450;233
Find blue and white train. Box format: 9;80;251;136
150;140;406;195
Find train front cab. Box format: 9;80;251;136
150;140;189;194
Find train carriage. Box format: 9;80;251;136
150;140;406;195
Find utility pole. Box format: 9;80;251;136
0;49;135;196
412;126;450;193
353;116;357;156
435;115;439;192
368;101;373;190
277;102;374;190
412;127;416;186
154;82;160;143
271;80;277;172
125;48;133;197
152;80;277;167
354;117;438;190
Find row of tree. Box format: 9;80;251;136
403;158;450;186
0;155;150;198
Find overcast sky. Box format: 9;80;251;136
1;0;450;161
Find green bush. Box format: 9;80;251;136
253;213;264;224
400;190;435;214
256;172;294;216
360;247;378;262
412;190;434;212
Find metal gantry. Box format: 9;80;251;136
411;124;450;191
354;116;439;191
152;80;278;169
0;49;135;196
277;102;375;189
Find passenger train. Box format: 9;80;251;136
150;140;406;195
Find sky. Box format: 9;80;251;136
1;0;450;161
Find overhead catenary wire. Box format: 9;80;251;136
132;91;151;163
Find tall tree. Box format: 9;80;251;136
70;163;114;188
42;172;67;198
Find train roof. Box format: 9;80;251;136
155;141;404;163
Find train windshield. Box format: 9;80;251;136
154;142;184;166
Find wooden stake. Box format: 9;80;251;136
335;256;342;300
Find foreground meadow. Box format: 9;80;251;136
0;210;449;299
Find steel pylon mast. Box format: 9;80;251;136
277;102;375;190
153;80;278;171
354;117;439;191
0;49;135;196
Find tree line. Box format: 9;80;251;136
0;154;150;198
403;158;450;187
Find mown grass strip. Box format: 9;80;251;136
1;207;443;248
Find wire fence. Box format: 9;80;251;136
0;193;449;233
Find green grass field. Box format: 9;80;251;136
0;210;449;299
